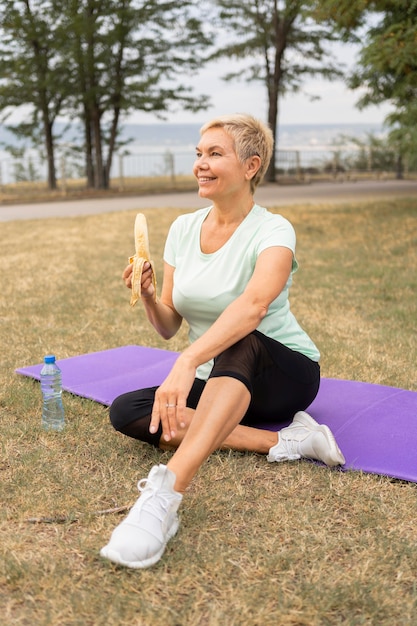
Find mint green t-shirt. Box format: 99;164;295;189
163;204;320;380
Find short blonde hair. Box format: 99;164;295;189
200;114;274;192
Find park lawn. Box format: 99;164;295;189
0;197;416;625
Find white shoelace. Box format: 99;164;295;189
132;478;175;524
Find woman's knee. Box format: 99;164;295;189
109;387;157;432
109;393;130;431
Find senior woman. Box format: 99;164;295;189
100;113;345;569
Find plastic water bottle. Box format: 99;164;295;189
41;355;65;431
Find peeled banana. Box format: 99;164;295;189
129;213;157;306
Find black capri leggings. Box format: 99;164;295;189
109;330;320;447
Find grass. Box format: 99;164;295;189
0;176;198;205
1;197;417;625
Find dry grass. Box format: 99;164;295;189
0;176;198;205
0;198;416;625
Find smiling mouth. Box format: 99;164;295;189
198;177;216;183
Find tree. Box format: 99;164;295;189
0;0;72;189
348;1;417;178
211;0;345;182
58;0;212;189
0;0;211;190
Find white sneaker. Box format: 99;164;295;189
100;464;183;569
267;411;345;467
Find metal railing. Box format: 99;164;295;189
0;148;414;190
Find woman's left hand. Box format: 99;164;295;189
149;355;196;442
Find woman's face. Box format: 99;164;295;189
193;127;251;201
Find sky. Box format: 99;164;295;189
127;41;393;128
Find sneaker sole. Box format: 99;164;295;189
100;545;165;569
100;518;179;569
294;411;346;467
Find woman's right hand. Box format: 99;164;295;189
124;259;182;340
122;261;155;299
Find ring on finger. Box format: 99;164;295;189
166;403;176;408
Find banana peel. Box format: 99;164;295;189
129;213;157;306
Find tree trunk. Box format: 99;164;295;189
104;107;120;188
84;2;107;189
83;109;95;188
43;117;57;190
265;9;288;184
91;106;106;189
395;153;403;180
266;93;279;183
23;0;57;190
74;27;94;189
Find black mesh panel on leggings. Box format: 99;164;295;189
209;331;320;424
208;332;273;393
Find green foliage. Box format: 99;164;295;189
309;1;417;170
351;6;417;105
0;0;70;188
348;2;417;165
0;1;211;190
311;0;371;33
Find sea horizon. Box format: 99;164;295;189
119;121;386;152
0;121;387;183
0;121;386;154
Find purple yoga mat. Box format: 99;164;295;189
16;345;417;482
16;346;179;406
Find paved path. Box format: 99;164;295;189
1;179;416;222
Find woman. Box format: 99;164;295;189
100;114;345;569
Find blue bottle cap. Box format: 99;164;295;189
44;355;56;364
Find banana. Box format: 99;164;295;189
129;213;157;306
